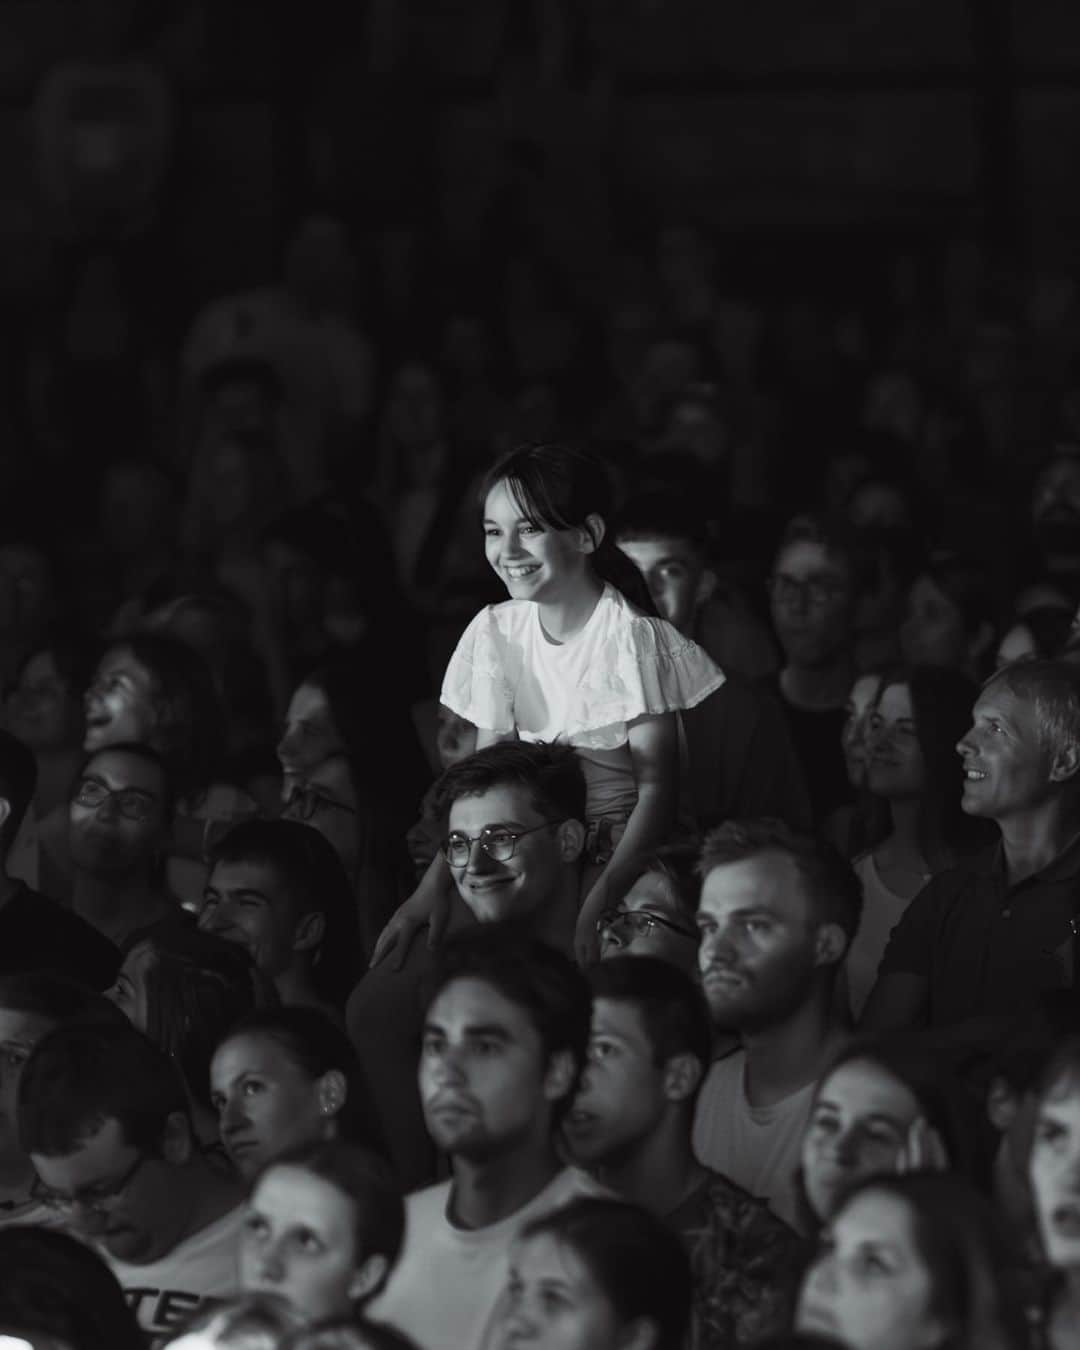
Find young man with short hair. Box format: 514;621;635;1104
614;496;811;832
864;659;1080;1033
19;1020;243;1342
68;743;180;948
199;817;358;1017
692;819;859;1228
347;742;588;1187
0;730;119;985
566;955;798;1350
368;925;598;1350
596;843;702;976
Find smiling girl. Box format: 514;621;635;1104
378;444;724;964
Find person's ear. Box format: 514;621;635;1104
578;514;607;555
694;567;717;609
1050;738;1080;784
814;923;848;968
161;1110;194;1166
542;1049;576;1104
348;1252;389;1303
557;819;587;864
0;798;12;837
317;1069;348;1121
293;910;326;953
662;1052;703;1104
987;1076;1018;1133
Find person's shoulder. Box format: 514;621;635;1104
404;1178;453;1221
678;1168;798;1243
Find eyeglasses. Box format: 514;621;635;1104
596;908;699;941
284;784;358;822
31;1150;150;1214
440;822;557;868
767;574;848;611
72;779;158;822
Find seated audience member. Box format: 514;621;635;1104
900;553;995;681
614;492;778;680
863;659;1080;1034
68;742;181;947
824;670;885;858
566;957;798;1349
493;1197;693;1350
692;820;860;1229
0;729;120;985
766;515;863;825
348;742;588;1188
845;666;990;1018
995;604;1073;668
19;1020;244;1343
199;819;359;1019
596;844;701;977
107;924;276;1151
798;1034;987;1228
368;926;599;1350
238;1142;403;1321
278;659;423;955
210;1007;385;1182
1028;1034;1080;1343
162;1294;304;1350
0;1225;143;1350
796;1173;1025;1350
0;971;122;1225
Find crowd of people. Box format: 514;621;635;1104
10;216;1080;1350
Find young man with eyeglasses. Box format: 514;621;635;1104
0;730;120;986
18;1020;243;1344
199;818;359;1019
597;843;701;976
346;742;587;1189
564;956;798;1350
68;743;182;949
766;514;862;825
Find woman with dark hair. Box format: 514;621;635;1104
0;1224;143;1350
238;1141;403;1321
277;656;430;957
494;1197;693;1350
847;665;992;1017
796;1173;1025;1350
107;923;277;1153
210;1007;386;1181
799;1033;990;1227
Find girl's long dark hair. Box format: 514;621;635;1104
480;444;659;616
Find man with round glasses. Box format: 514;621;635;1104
346;741;587;1188
596;843;700;976
69;743;180;948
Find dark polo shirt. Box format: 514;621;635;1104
878;834;1080;1027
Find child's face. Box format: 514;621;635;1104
616;535;707;632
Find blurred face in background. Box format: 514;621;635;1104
770;540;854;670
841;673;883;788
83;646;157;753
866;683;925;802
6;649;83;751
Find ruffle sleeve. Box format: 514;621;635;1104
440;606;519;734
567;614;726;750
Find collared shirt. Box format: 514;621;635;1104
877;834;1080;1027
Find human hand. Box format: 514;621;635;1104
574;888;607;969
369;883;448;970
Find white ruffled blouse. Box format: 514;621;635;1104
441;583;726;752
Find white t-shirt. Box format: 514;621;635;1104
370;1168;601;1350
105;1205;243;1344
847;853;926;1019
692;1051;814;1231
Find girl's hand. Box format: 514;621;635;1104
896;1117;948;1174
368;883;450;970
574;886;607;968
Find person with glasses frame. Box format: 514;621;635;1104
596;843;701;977
19;1020;244;1344
346;741;589;1190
